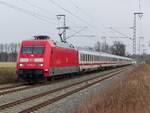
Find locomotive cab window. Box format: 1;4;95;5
22;46;45;54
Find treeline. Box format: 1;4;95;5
0;43;20;62
78;41;126;57
0;41;126;62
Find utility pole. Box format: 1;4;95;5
57;14;69;43
133;12;143;55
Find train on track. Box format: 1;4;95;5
16;36;135;83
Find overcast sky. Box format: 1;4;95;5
0;0;149;54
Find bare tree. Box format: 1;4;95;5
0;43;20;62
110;41;126;56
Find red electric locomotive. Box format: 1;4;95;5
16;36;79;83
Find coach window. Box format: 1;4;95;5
87;54;89;61
80;54;81;61
86;54;88;61
90;55;91;61
99;56;101;61
82;54;84;61
101;56;103;61
80;54;82;61
107;57;109;61
83;54;85;61
103;56;105;61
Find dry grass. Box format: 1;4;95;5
71;64;150;113
0;62;17;84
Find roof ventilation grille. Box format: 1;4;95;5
34;35;50;40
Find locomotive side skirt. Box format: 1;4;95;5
50;66;79;76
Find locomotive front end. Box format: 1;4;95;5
16;39;50;83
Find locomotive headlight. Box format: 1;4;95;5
37;64;44;67
19;64;23;67
44;69;48;72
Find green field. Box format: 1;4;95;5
0;62;17;84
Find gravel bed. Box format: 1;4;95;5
0;86;28;93
0;83;20;89
34;67;134;113
0;68;121;106
1;80;89;113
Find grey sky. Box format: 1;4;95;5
0;0;149;54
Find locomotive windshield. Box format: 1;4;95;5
22;46;45;54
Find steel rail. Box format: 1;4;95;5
17;67;128;113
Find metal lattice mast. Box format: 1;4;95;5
133;12;143;55
57;14;69;43
133;13;137;55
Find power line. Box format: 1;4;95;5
139;0;142;10
22;0;56;20
48;0;105;35
67;0;118;37
67;0;98;28
23;0;83;32
67;26;88;39
68;0;90;18
23;0;100;38
109;27;132;39
0;0;57;25
48;0;119;39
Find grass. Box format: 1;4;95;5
0;62;17;84
71;64;150;113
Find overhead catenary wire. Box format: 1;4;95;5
139;0;142;10
22;0;85;33
109;27;132;39
22;0;56;20
67;0;91;18
67;0;122;37
67;26;88;39
23;0;96;40
48;0;109;36
66;0;98;28
0;0;58;25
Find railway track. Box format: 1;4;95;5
0;82;51;96
0;84;24;90
0;66;129;113
0;67;125;96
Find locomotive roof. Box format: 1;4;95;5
22;39;75;49
79;50;132;60
54;41;75;49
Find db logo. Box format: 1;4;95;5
29;58;34;62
